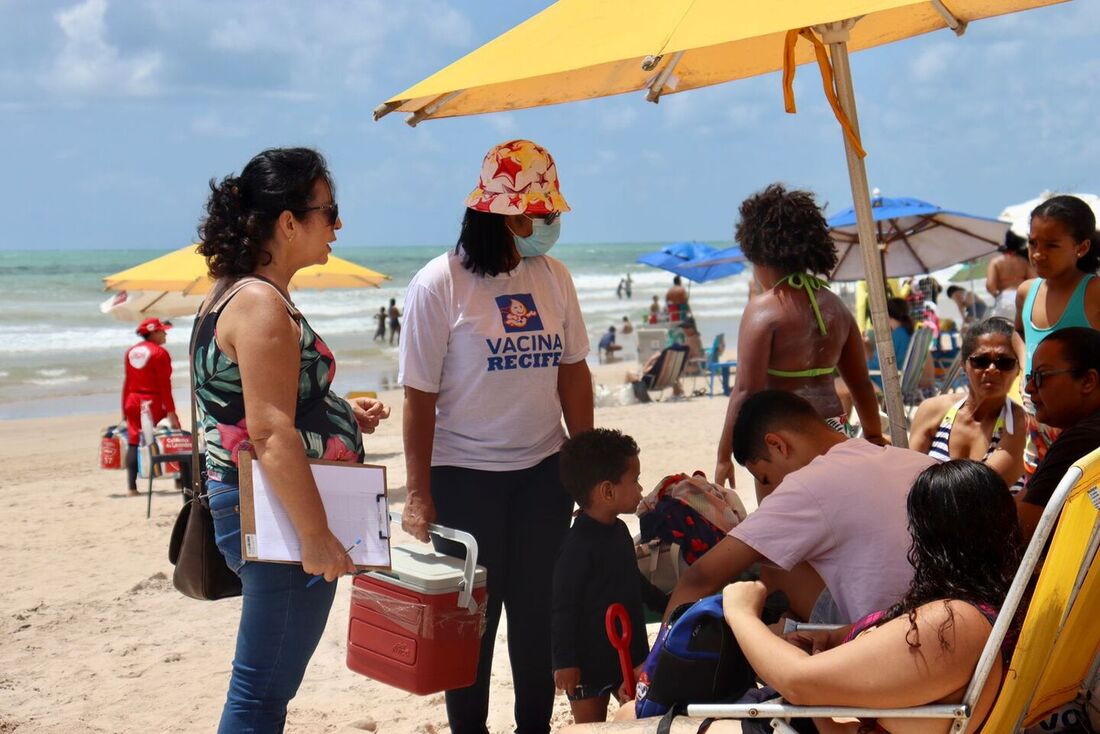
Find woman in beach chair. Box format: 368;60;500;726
909;317;1027;494
715;185;885;488
563;459;1023;734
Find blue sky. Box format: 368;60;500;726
0;0;1097;251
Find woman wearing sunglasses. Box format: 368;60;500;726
399;139;593;734
194;147;389;732
909;317;1026;493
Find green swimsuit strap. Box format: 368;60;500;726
777;272;829;336
766;273;835;379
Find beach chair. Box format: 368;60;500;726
701;334;737;398
937;351;965;395
686;446;1100;733
870;324;935;422
639;344;690;402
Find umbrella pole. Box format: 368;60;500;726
821;22;908;447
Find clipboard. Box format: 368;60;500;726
238;452;392;571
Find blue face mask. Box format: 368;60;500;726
513;217;561;257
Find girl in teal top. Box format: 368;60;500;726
1014;195;1100;474
715;184;885;487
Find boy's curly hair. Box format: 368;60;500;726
559;428;639;509
735;183;838;276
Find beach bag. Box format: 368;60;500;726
635;594;755;720
637;472;748;565
169;485;241;600
636;539;685;595
168;290;241;601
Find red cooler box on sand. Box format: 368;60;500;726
347;521;487;695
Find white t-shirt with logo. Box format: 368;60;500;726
399;250;589;471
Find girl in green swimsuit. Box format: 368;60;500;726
716;185;885;488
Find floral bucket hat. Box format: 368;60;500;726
464;139;570;216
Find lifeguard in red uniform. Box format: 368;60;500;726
122;317;179;495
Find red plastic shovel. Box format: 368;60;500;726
605;603;635;699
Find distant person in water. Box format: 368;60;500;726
373;306;386;342
715;184;884;488
388;297;401;345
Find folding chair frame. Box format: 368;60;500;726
686;452;1100;733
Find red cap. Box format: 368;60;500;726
137;317;173;337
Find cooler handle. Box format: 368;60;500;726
389;511;480;613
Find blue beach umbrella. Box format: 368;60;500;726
827;194;1007;282
636;241;744;284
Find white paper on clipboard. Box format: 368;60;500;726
248;458;391;568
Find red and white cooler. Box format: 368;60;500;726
347;518;487;695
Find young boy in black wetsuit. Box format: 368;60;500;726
553;429;669;723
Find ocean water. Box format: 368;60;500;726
0;243;750;419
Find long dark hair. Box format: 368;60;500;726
197;147;333;279
1030;195;1100;274
881;460;1023;650
455;208;517;277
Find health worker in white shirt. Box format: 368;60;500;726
399;139;594;734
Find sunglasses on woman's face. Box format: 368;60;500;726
297;202;339;226
967;354;1018;371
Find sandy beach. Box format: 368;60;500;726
0;360;754;734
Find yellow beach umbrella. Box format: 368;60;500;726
102;244;390;321
375;0;1066;446
104;244;389;295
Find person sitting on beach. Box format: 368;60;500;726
599;326;623;363
864;297;915;389
909;317;1026;493
679;317;706;377
621;315;634;335
716;184;885;488
1015;327;1100;540
567;459;1023;734
669;390;935;626
947;285;988;325
553;429;669;724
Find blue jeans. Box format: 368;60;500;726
208;479;338;733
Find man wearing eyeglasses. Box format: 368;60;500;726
1016;327;1100;540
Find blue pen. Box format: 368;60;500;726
306;538;362;588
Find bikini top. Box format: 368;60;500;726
928;397;1025;493
766;273;838;379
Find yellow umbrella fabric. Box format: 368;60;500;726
377;0;1064;446
103;244;389;295
378;0;1064;122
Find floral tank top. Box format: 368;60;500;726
192;278;364;485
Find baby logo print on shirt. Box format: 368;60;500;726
495;294;544;333
486;293;562;372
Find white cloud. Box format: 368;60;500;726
190;110;247;138
909;42;959;83
45;0;161;96
600;107;637;131
487;113;517;134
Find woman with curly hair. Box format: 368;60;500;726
565;460;1023;734
715;184;884;488
194;147;390;732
